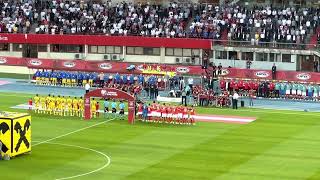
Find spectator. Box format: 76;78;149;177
181;88;187;106
218;63;222;75
272;63;277;80
314;60;319;72
188;77;194;90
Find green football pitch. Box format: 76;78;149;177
1;92;320;180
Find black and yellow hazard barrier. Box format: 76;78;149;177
0;112;31;157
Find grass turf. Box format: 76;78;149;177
1;92;320;180
0;72;31;79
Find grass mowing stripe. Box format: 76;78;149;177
33;118;115;146
214;123;320;180
32;141;111;180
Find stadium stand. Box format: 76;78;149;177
0;0;318;46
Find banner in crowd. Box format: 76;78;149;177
0;56;320;82
0;33;211;49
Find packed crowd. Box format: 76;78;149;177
219;79;320;100
0;0;191;37
1;0;320;45
193;5;318;44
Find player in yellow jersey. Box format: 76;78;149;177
78;97;84;118
34;94;40;113
56;95;62;116
54;95;60;115
48;95;56;115
67;96;73;116
40;96;46;113
72;97;78;116
45;94;52;114
61;96;67;116
91;98;97;118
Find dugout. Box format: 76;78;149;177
0;111;31;157
84;88;136;124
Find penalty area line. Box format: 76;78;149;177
33;118;115;147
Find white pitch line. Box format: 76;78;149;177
32;141;111;180
33;118;115;147
214;108;320;117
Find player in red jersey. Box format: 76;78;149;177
156;104;162;123
161;104;167;123
166;106;172;124
190;107;196;125
172;106;178;124
177;106;184;124
182;107;188;125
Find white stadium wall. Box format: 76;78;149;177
0;65;31;74
0;51;22;57
125;55;161;63
38;52;80;60
213;59;297;71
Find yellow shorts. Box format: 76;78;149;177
72;79;76;83
48;106;53;111
36;77;40;81
62;79;67;83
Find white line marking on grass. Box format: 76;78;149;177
32;141;111;180
33;118;115;147
214;108;320;116
193;115;255;123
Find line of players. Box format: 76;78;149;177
33;94;85;117
137;102;196;125
32;94;126;119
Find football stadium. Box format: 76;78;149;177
2;0;320;179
